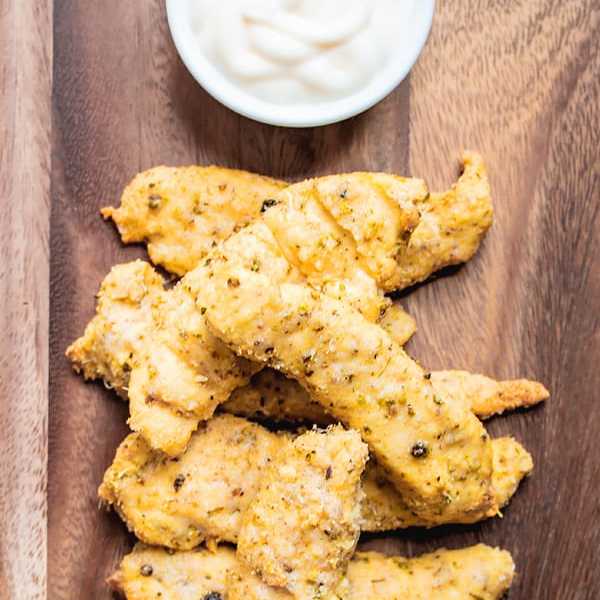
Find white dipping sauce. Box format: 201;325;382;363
189;0;417;105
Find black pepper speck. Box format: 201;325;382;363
411;441;429;458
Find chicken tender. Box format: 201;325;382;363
102;154;491;295
70;159;508;459
361;435;532;531
108;543;236;600
203;225;496;521
100;415;532;549
69;254;545;459
260;173;423;321
104;166;427;328
236;426;368;598
99;415;283;550
432;370;550;419
110;543;515;600
67;260;258;456
223;368;549;426
344;545;514;600
101;166;287;276
71;168;433;450
388;151;493;290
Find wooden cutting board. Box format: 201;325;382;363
1;1;599;598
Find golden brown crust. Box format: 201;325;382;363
99;415;283;549
108;543;236;600
102;165;287;276
111;543;515;600
345;545;514;599
203;224;496;522
361;436;533;530
377;303;418;347
102;156;491;295
223;368;548;426
385;151;493;290
490;436;534;507
237;426;368;598
262;174;423;321
100;416;532;547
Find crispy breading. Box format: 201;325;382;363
101;166;287;276
361;436;532;531
261;174;423;321
108;543;236;600
237;426;367;598
111;544;515;600
344;545;514;600
102;155;491;294
377;303;419;348
432;370;550;419
223;368;548;426
66;260;163;398
223;370;334;426
487;435;534;506
386;151;493;290
203;224;496;521
69;157;503;458
292;174;426;289
100;416;532;549
67;260;258;456
68;256;546;459
227;558;294;599
99;416;284;550
103;167;426;328
70;168;429;451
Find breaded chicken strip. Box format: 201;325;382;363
70;168;431;451
236;426;367;598
104;165;427;330
67;260;259;456
223;368;549;426
99;416;532;550
344;545;515;600
388;151;493;290
110;543;515;600
361;436;533;531
68;254;546;457
202;224;496;521
259;174;422;321
102;154;490;294
99;416;284;550
108;543;236;600
69;159;516;458
71;158;485;438
432;370;550;419
101;166;287;276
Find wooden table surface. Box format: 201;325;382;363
1;1;599;598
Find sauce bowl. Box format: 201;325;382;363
166;1;435;128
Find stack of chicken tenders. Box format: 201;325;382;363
68;153;549;599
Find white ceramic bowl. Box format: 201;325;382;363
166;1;435;128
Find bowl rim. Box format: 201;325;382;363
166;0;435;128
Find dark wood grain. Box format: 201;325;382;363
48;1;600;598
0;1;52;599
